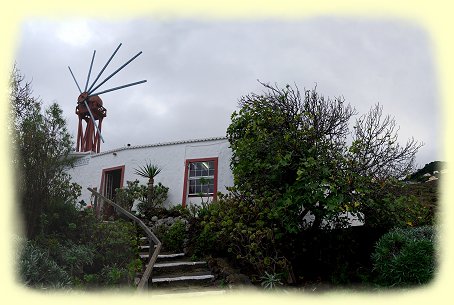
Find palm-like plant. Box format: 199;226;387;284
134;162;162;205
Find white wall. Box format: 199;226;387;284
67;138;234;208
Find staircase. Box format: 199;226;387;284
138;236;226;296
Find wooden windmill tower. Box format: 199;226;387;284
68;43;146;153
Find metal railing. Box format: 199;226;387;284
87;187;162;290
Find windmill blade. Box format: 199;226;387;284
84;50;96;92
88;51;143;95
87;43;122;93
89;80;147;97
68;66;82;93
82;98;105;143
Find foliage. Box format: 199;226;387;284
197;177;212;205
37;191;85;241
134;162;162;180
190;190;295;282
188;82;425;286
10;66;79;238
115;180;147;212
260;271;283;289
163;220;187;252
89;220;138;274
405;161;446;182
371;226;436;287
60;242;95;278
136;182;169;217
12;67;140;289
134;162;162;208
227;82;422;232
18;239;72;288
349;104;422;180
363;193;433;230
100;265;128;286
115;178;169;217
166;205;193;218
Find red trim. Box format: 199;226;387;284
98;165;125;215
182;157;218;208
99;165;126;195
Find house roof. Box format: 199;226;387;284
80;136;228;158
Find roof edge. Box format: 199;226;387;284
90;136;228;157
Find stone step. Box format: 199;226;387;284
151;272;215;288
154;261;207;268
158;252;185;259
139;244;157;250
140;252;187;260
152;261;209;276
149;288;227;297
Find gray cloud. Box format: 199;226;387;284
14;17;440;167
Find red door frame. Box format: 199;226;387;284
98;165;125;215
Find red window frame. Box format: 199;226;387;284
182;157;218;207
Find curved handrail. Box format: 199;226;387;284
87;187;161;290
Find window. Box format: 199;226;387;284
188;160;215;196
182;157;218;207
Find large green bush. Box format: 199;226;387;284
137;182;169;217
189;191;295;283
115;180;147;212
163;220;187;252
371;226;436;287
89;220;138;273
23;218;139;288
18;239;72;288
115;180;169;218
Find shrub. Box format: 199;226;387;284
189;191;295;283
167;205;192;218
18;239;72;288
88;220;138;278
163;220;187;252
137;182;169;217
100;264;128;286
363;188;434;230
115;180;147;212
371;226;436;287
60;242;95;278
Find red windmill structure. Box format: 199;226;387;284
68;43;146;153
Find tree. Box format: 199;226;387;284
134;162;162;206
227;82;422;231
349;104;423;181
10;66;80;238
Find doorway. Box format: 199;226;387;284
100;165;125;217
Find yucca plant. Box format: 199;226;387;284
134;162;162;206
260;271;283;290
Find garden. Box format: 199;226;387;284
12;66;438;291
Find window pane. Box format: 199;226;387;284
189;180;196;194
188;161;216;195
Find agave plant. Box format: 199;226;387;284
134;162;162;205
260;271;283;290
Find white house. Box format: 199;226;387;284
68;135;363;227
67;137;234;210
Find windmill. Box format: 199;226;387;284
68;43;147;153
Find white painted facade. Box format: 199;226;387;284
67;136;363;227
67;137;234;209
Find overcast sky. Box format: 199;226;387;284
14;17;441;168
